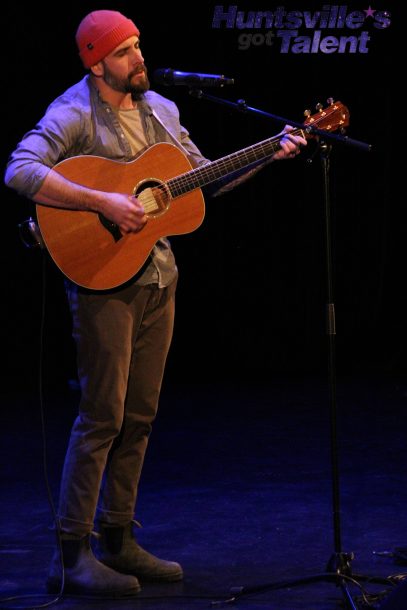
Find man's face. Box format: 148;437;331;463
98;35;150;99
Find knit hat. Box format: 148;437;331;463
76;10;140;69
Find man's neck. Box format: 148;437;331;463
91;75;135;109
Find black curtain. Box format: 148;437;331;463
2;2;399;391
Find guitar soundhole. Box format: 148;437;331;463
135;179;171;217
97;179;171;242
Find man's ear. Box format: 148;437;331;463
90;61;104;77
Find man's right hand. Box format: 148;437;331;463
100;193;148;234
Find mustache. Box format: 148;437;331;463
129;65;147;79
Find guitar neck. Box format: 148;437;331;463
167;127;305;197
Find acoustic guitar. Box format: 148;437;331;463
36;100;349;290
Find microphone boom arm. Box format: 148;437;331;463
187;89;371;152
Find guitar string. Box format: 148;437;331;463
166;104;345;196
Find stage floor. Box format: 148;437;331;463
1;374;406;609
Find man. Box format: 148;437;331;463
5;10;306;597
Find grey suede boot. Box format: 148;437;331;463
46;534;141;596
96;522;183;582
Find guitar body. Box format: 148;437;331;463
36;143;205;290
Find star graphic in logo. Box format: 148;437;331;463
364;6;376;18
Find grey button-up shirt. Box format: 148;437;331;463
5;76;209;287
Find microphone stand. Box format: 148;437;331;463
186;88;396;609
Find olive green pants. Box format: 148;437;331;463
58;279;176;536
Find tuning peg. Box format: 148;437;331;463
327;97;334;105
303;109;311;117
316;103;323;112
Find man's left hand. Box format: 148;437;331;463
273;125;307;160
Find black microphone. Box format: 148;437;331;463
153;68;234;87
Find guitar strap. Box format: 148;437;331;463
151;108;195;163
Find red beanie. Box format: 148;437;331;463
76;10;140;69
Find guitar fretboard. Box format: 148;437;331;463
167;128;304;197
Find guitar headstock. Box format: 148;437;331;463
303;99;350;136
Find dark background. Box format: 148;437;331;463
1;2;399;395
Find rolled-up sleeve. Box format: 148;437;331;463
4;102;84;199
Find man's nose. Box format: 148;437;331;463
131;47;144;63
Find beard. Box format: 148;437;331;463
101;62;150;100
